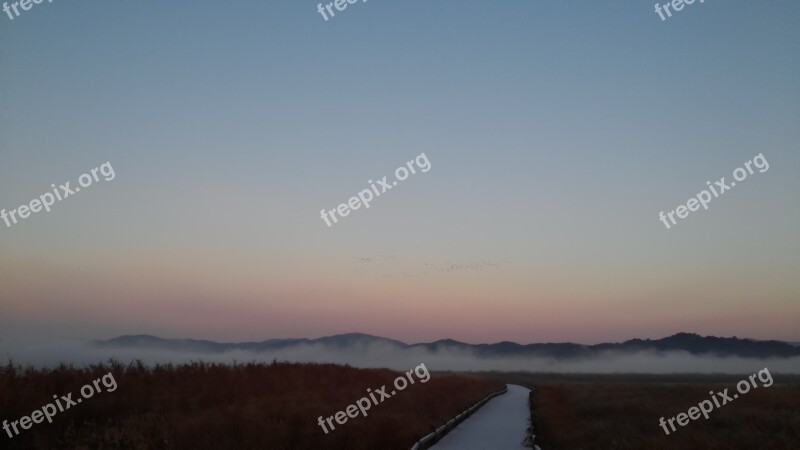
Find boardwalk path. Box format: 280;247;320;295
430;384;531;450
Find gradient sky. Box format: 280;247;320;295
1;0;798;346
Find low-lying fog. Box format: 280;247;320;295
3;337;799;374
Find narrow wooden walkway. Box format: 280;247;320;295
430;384;531;450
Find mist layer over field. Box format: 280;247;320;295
3;337;799;374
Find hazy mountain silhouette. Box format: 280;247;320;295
95;332;800;359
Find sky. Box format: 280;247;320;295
1;0;798;347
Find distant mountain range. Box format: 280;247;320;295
95;332;800;359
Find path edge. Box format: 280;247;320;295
409;385;509;450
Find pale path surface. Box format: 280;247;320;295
431;384;530;450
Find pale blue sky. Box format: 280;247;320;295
1;1;798;344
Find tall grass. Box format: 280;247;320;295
0;361;504;449
501;373;800;450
